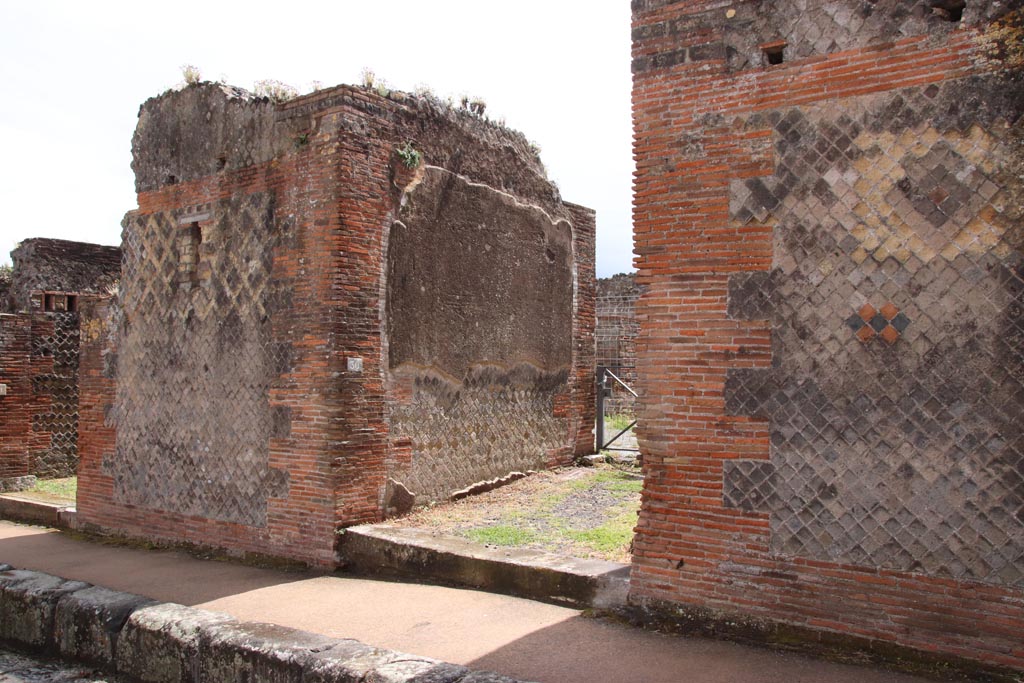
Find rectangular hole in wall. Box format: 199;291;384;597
188;221;202;249
177;221;204;285
761;41;786;65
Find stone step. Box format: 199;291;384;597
0;494;76;528
339;524;630;610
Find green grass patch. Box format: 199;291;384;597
568;469;643;495
605;414;635;434
567;510;637;555
465;524;537;546
602;476;643;494
28;476;76;501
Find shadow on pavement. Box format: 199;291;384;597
466;614;932;683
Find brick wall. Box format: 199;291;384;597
0;314;34;485
631;0;1023;672
597;273;641;414
76;296;117;515
567;202;598;460
0;239;120;484
77;83;595;565
0;310;82;484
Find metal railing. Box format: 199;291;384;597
596;366;639;452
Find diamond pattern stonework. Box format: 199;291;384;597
724;77;1024;587
105;192;291;526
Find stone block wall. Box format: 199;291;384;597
76;83;595;565
631;0;1023;672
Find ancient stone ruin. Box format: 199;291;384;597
0;239;121;487
4;239;121;314
632;0;1023;672
75;82;596;566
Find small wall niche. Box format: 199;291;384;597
42;292;72;312
178;221;204;285
761;40;787;66
187;221;202;249
932;0;966;21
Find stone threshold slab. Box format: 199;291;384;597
0;495;76;528
339;525;630;610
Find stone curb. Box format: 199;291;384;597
339;525;630;610
0;567;530;683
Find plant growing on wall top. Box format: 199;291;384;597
361;67;376;89
360;67;393;97
181;64;202;85
468;97;487;117
254;79;298;103
396;141;422;169
459;94;488;117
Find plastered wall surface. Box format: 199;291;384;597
385;165;580;505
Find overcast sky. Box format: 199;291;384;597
0;1;634;277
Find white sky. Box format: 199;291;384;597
0;1;635;277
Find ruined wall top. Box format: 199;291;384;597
597;272;641;301
8;238;121;313
0;268;10;313
131;82;560;212
632;0;1022;74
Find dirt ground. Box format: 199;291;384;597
383;463;643;563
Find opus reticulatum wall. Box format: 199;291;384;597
631;0;1023;671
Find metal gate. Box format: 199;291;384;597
596;366;639;454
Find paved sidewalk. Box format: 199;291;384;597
0;521;929;683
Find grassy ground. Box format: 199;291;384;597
23;477;77;504
389;465;643;563
605;413;636;434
